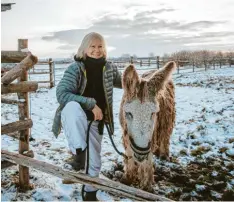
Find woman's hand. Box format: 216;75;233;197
92;105;103;121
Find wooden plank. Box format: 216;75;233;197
1;119;33;134
1;150;172;201
36;81;50;83
29;71;50;74
1;52;38;85
1;51;27;63
1;98;25;105
1;81;38;94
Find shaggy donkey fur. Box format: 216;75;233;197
119;61;176;190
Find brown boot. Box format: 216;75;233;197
69;148;86;171
83;190;98;201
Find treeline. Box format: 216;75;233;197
163;50;234;61
114;50;234;67
165;50;234;66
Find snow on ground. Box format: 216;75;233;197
1;64;234;201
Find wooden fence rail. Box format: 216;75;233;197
111;56;234;70
1;39;39;190
1;81;38;94
1;52;38;85
1;119;33;134
1;150;172;201
1;51;27;63
28;58;55;88
1;59;55;89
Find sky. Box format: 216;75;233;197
1;0;234;58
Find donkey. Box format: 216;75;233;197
119;61;176;190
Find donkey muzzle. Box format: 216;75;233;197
129;137;151;162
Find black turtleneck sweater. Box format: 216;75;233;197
75;56;106;121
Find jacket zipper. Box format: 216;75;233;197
80;68;87;95
102;66;112;132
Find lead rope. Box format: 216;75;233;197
105;123;128;159
81;121;128;201
81;120;93;200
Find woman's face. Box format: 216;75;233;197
86;38;104;59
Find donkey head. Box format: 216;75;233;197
122;62;176;162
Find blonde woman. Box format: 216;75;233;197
52;32;122;200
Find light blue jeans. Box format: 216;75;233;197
61;101;103;192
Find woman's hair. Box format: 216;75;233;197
76;32;107;59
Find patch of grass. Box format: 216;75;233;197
197;125;205;131
228;138;234;143
218;147;228;154
179;149;188;156
226;162;234;170
191;146;211;156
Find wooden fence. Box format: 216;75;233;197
2;59;55;89
112;56;234;73
1;150;171;201
1;39;38;190
29;58;55;88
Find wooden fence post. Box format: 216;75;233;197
17;39;30;191
18;39;28;51
176;60;180;74
130;56;133;64
49;58;54;88
53;61;56;86
156;56;160;69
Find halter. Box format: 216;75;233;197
129;136;151;157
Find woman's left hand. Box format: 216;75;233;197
92;105;103;120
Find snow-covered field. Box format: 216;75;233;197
1;64;234;201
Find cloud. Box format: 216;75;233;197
176;21;226;30
57;44;77;50
41;8;233;56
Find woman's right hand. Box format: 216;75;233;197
92;105;103;121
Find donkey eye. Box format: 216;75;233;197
125;112;133;119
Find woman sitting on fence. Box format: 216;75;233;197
52;32;122;201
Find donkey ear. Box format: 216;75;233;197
122;64;140;100
147;61;176;95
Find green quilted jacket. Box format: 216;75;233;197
52;60;122;138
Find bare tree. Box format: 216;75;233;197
216;51;224;68
226;51;234;66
